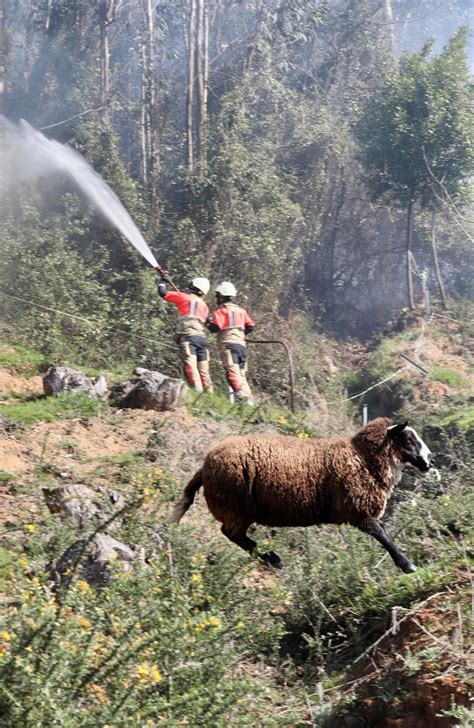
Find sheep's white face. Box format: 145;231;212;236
388;423;434;473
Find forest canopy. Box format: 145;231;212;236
0;0;473;364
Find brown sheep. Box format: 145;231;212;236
170;418;435;573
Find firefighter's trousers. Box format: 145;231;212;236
220;343;253;404
178;336;213;392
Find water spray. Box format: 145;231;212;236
0;116;176;282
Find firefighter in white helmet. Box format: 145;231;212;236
206;281;255;405
158;276;213;392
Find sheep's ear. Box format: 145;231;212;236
388;422;408;438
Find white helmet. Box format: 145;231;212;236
191;277;210;295
215;281;237;297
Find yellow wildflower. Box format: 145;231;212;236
277;415;287;425
135;663;150;683
25;524;35;534
135;662;162;685
18;558;28;568
206;616;221;629
149;665;162;684
297;431;309;439
0;650;5;658
0;631;12;641
75;616;92;631
75;580;91;594
190;573;203;586
193;615;222;633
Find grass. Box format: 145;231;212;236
0;471;14;484
0;335;137;386
1;393;106;426
186;389;319;437
0;341;48;376
0;547;12;590
429;365;469;388
440;404;474;432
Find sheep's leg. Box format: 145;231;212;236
221;525;283;569
358;517;417;574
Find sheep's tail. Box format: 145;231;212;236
168;469;203;524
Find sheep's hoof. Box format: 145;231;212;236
402;562;417;574
259;551;283;569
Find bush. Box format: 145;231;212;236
0;472;303;727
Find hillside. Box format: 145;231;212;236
0;314;472;727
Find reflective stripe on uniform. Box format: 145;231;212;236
164;291;208;322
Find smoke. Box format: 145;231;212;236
0;117;158;269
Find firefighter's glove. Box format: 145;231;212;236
160;273;172;284
157;282;167;298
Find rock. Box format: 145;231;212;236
43;366;108;398
110;367;187;411
47;533;144;588
42;484;124;530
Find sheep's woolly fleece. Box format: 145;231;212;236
200;417;399;533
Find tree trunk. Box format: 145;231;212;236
140;38;148;184
99;1;116;125
196;0;208;177
406;199;415;310
100;21;110;122
186;0;197;173
45;0;53;31
0;0;7;97
141;0;160;230
384;0;396;53
430;210;447;309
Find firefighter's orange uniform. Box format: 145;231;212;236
207;301;255;404
159;287;213;392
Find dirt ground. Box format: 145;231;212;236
0;367;237;530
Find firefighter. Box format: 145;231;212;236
206;281;255;405
158;276;213;392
